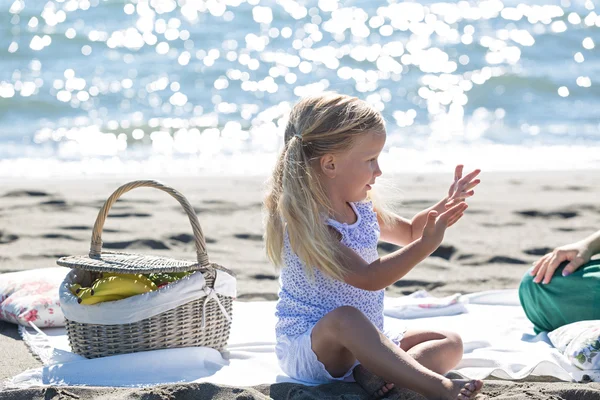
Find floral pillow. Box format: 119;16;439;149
0;267;69;327
548;320;600;370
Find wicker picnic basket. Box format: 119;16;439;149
57;180;235;359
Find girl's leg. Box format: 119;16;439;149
310;306;482;400
400;330;464;375
354;330;463;398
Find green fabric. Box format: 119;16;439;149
519;259;600;334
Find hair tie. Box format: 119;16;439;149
294;133;302;140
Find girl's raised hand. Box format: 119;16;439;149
446;165;481;208
421;202;468;248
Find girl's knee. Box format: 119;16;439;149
441;330;463;353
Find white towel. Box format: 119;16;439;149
384;290;467;319
5;290;600;390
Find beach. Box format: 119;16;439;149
1;170;600;399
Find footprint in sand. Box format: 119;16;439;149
378;242;400;253
515;210;578;219
40;200;67;207
481;222;523;227
2;190;50;197
431;245;457;260
170;233;217;244
542;185;590;192
234;233;263;241
523;247;553;256
379;243;456;261
487;256;527;265
0;231;19;244
60;225;121;233
103;239;170;250
251;273;278;280
202;200;227;205
554;227;592;232
41;233;82;241
107;213;152;218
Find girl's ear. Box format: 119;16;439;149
320;154;336;178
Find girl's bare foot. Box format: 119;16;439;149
353;365;396;399
442;379;483;400
375;382;395;398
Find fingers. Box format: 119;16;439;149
454;164;464;182
542;251;569;283
530;254;549;277
458;169;481;187
447;190;475;205
542;253;561;284
562;256;585;277
532;250;576;284
533;257;549;283
447;212;464;227
447;167;480;204
464;179;481;192
440;202;468;224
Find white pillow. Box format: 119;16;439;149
0;267;69;327
548;320;600;370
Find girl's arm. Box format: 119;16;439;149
342;202;467;291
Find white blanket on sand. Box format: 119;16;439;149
5;289;598;389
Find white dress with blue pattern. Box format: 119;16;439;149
274;201;405;384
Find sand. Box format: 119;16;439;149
1;170;600;399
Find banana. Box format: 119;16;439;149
91;276;155;297
79;293;126;305
76;287;95;304
102;273;157;289
69;283;82;296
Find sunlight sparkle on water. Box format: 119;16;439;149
1;0;598;176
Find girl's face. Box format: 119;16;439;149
322;130;386;203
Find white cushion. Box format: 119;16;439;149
0;267;69;327
549;320;600;370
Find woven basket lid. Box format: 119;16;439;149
56;180;234;276
57;251;231;274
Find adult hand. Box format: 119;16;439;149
530;241;592;284
445;165;481;208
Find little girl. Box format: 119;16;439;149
263;92;482;400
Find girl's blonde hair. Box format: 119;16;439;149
263;92;395;281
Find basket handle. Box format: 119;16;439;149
89;180;210;268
